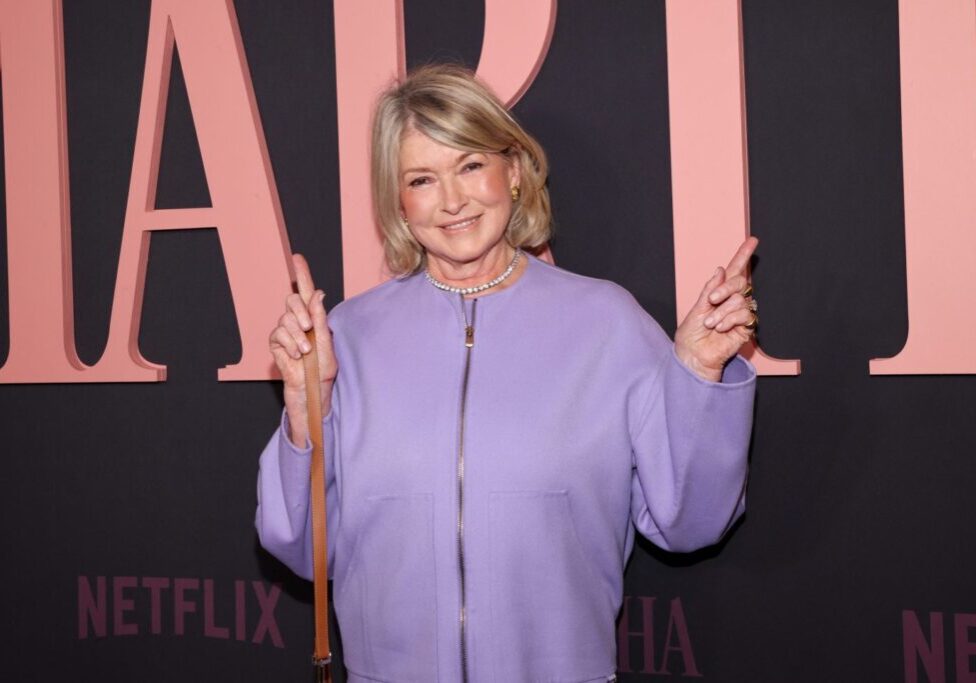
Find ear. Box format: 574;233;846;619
507;149;523;190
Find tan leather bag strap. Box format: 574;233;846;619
303;329;332;679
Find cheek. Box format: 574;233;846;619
399;190;427;222
398;192;433;247
476;171;513;205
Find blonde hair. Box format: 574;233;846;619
371;64;552;275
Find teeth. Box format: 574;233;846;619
445;217;477;230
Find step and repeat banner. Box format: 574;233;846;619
1;1;973;681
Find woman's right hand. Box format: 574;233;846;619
269;253;337;448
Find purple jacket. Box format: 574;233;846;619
256;256;755;682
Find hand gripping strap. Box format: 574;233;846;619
303;329;332;679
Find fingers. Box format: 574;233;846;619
308;290;336;379
712;306;757;333
725;236;759;277
274;290;331;353
272;311;312;360
286;293;313;332
704;293;754;331
270;257;336;404
309;290;328;338
270;326;304;367
689;237;759;320
288;252;331;349
292;253;316;305
707;273;749;306
691;266;726;314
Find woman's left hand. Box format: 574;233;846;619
674;237;759;382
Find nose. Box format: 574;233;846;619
440;176;466;215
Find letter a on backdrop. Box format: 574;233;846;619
97;0;292;381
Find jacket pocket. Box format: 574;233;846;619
335;493;438;681
489;490;616;682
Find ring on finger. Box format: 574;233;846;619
742;284;754;298
744;313;759;330
748;299;758;313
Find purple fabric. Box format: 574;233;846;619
256;256;755;682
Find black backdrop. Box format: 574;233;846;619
1;1;974;681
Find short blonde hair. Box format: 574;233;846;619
371;64;552;275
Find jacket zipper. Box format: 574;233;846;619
457;295;476;683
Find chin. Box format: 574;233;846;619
428;236;505;263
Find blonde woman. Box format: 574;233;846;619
258;64;757;683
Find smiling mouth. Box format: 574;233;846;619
440;215;480;231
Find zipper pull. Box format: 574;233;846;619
465;325;474;348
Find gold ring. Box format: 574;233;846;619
743;284;754;298
744;314;758;330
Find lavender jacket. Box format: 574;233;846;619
256;256;755;683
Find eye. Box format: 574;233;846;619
407;176;432;188
462;161;484;173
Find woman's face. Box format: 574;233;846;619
398;127;520;277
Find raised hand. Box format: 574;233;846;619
674;237;759;382
268;253;337;447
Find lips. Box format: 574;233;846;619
439;215;481;231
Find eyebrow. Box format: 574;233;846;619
400;151;478;177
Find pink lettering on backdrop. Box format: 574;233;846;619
173;577;199;635
332;0;405;296
250;581;284;648
112;576;139;636
476;0;557;107
0;1;86;382
661;597;701;677
956;613;976;683
665;0;800;375
5;1;973;382
903;610;945;683
616;595;700;675
77;576;107;639
203;578;230;639
77;575;284;644
0;0;292;383
142;576;170;634
234;579;246;641
97;0;292;382
333;0;557;299
617;596;661;674
869;0;976;374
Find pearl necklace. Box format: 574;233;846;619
424;249;522;296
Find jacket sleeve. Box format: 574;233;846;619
630;348;755;552
255;400;339;581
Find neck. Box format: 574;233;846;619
424;246;526;297
426;245;516;290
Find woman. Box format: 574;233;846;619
257;64;757;682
